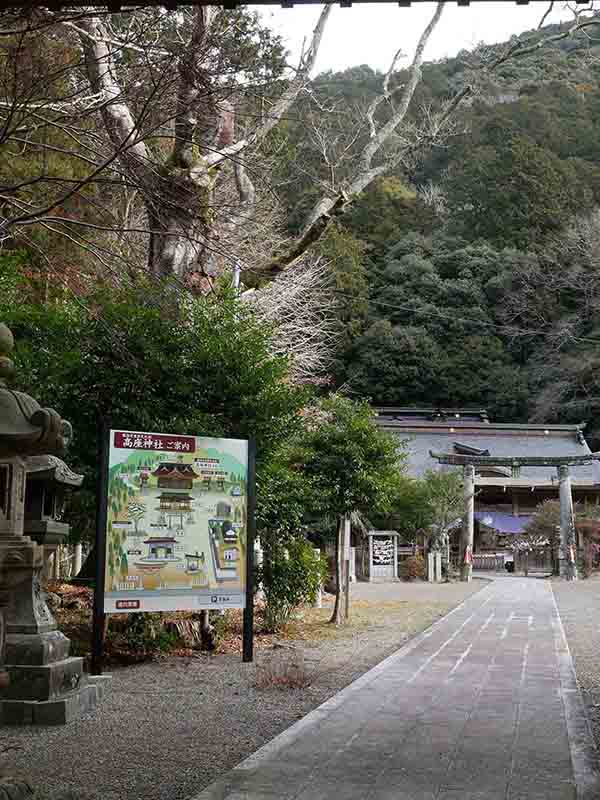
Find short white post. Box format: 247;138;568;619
74;542;83;576
53;545;61;580
313;548;322;608
349;546;357;582
427;552;435;583
435;552;442;582
368;533;374;583
44;551;54;580
393;537;398;580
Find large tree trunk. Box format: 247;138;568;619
146;198;212;287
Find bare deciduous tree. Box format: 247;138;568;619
2;2;600;291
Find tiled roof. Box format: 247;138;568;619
377;421;600;484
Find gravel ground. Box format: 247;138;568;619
552;575;600;754
0;579;486;800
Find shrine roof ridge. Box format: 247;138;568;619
378;421;586;432
373;406;489;423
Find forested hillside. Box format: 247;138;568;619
4;11;600;442
281;23;600;443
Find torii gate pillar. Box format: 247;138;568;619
558;465;578;581
461;465;475;582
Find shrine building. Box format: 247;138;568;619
374;407;600;554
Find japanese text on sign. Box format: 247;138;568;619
114;431;195;453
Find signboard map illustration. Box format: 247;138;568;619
103;430;248;613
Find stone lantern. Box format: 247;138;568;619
0;323;104;724
24;455;84;573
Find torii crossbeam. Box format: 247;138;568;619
428;450;600;582
429;452;600;468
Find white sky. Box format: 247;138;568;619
252;3;573;74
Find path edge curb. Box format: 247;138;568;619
551;582;600;800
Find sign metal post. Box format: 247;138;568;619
91;420;110;675
242;439;256;663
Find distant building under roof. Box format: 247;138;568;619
374;406;600;552
374;406;598;486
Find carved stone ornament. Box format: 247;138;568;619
0;323;72;458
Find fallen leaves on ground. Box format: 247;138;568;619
43;580;452;662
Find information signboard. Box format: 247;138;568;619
103;429;249;613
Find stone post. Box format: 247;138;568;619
461;465;475;583
558;465;578;581
313;548;322;608
427;552;435;583
53;545;61;580
73;543;83;577
349;546;357;582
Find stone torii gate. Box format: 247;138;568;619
429;450;600;583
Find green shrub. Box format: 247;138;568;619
258;539;327;632
399;555;426;581
107;613;178;657
210;609;233;648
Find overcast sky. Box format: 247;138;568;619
252;3;573;74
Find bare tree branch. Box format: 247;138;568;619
243;256;340;384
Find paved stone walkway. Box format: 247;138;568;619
193;577;600;800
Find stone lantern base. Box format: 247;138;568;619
1;629;106;725
0;533;110;725
1;666;100;726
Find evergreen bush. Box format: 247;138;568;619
257;540;327;632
